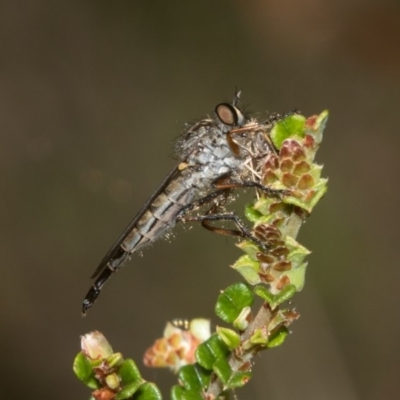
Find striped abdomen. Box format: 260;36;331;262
82;167;196;314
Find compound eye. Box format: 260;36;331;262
215;103;245;126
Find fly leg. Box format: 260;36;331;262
179;192;269;251
176;188;230;220
212;174;290;198
176;176;283;251
183;205;269;252
175;189;262;246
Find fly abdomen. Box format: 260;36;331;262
82;247;128;314
121;174;194;252
82;169;196;314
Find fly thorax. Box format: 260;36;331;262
187;132;241;184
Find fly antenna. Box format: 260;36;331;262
233;87;242;107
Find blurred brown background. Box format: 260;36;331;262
1;1;399;399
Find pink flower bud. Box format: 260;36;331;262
81;331;113;360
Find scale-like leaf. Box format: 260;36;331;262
196;335;230;370
72;353;99;389
215;283;254;322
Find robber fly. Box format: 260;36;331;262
82;91;285;314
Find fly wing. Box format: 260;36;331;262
90;165;180;279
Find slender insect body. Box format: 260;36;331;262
82;94;280;314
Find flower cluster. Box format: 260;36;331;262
143;319;211;373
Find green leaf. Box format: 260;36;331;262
267;327;289;348
134;382;162;400
307;178;329;210
72;352;91;381
72;353;99;389
253;285;275;304
212;357;232;384
178;364;211;391
249;327;269;346
236;241;261;261
283;180;328;213
119;359;142;385
171;385;185;400
106;352;124;368
115;380;143;400
215;283;254;323
216;327;241;350
227;371;252;388
244;203;262;223
253;285;296;309
273;284;297;306
253;196;275;217
284;262;307;291
196;335;230;370
231;255;261;285
270;114;306;149
305;110;329;148
285;236;311;267
171;386;204;400
233;306;252;331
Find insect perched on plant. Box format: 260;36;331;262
82;91;290;314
